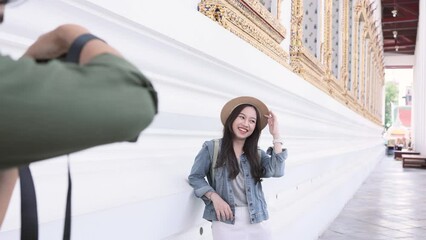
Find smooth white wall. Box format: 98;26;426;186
413;0;426;154
0;1;384;239
384;54;415;67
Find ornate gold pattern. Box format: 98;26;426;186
242;0;286;36
277;0;282;19
198;0;290;68
198;0;384;125
290;0;384;125
323;0;333;79
340;1;350;91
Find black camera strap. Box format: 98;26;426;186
18;33;103;240
18;165;38;240
19;157;72;240
65;33;104;63
63;159;72;240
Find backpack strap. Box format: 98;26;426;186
210;141;263;187
210;139;220;187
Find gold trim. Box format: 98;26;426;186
241;0;286;38
323;0;333;80
198;0;290;68
341;1;350;91
199;0;385;125
277;0;282;19
291;0;384;124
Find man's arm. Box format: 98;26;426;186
0;168;18;227
23;24;122;64
0;24;158;167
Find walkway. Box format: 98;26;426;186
319;155;426;240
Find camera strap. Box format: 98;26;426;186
18;33;103;240
19;157;72;240
66;33;104;63
63;157;72;240
18;165;38;239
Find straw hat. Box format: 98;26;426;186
220;96;270;129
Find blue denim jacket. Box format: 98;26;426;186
188;139;287;224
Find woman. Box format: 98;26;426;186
188;96;287;240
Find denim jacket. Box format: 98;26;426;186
188;139;287;224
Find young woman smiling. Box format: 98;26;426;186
188;96;287;240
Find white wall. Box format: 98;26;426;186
384;54;415;67
0;1;384;239
413;0;426;154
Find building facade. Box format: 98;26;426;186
2;0;419;239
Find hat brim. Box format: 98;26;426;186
220;96;270;130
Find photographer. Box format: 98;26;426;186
0;0;158;228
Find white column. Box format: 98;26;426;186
413;0;426;153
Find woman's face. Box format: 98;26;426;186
232;106;257;140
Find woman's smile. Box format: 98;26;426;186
232;106;257;139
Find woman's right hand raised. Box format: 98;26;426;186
210;193;234;221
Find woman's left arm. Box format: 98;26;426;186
262;111;287;177
261;148;287;177
266;111;283;154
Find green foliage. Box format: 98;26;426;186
384;82;399;129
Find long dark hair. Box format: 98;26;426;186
215;104;265;183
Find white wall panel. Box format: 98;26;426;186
1;0;384;239
413;0;426;154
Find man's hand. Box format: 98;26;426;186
23;24;122;64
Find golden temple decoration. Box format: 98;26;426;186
198;0;384;125
290;0;384;125
198;0;290;69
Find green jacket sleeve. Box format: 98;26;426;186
0;53;158;168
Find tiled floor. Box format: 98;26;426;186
319;155;426;240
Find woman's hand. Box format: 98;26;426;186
265;111;283;153
210;193;233;221
265;111;280;138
